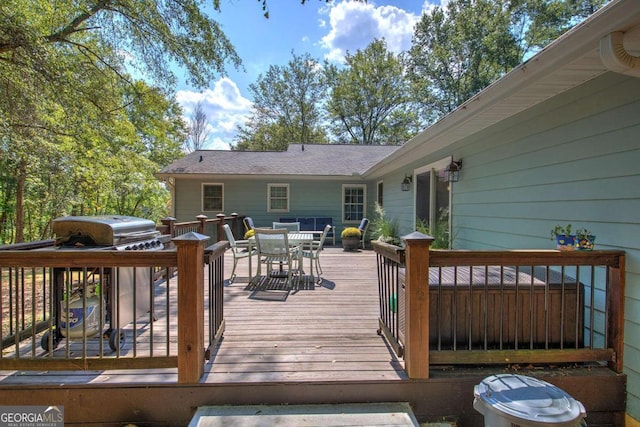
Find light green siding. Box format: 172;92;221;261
385;72;640;419
174;177;371;240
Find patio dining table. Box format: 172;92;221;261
248;232;315;279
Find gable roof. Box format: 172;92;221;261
156;144;400;179
363;0;640;178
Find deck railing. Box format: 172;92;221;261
373;232;625;379
0;233;227;384
160;213;245;242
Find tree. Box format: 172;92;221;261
185;101;210;152
407;0;609;124
407;0;519;123
234;51;328;151
324;39;417;145
2;0;342;242
0;0;241;242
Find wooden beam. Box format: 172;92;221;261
429;348;614;365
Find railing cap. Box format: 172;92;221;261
172;232;210;245
402;231;434;243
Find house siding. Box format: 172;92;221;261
391;72;640;418
174;177;370;240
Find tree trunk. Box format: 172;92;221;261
15;161;26;243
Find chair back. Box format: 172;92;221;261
254;228;290;256
357;218;369;233
319;225;332;247
243;217;255;231
223;224;238;247
272;221;300;232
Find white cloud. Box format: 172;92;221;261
319;1;421;62
176;78;252;150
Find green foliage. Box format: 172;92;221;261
371;203;401;246
408;0;519;123
550;224;572;239
575;228;593;240
324;39;418;145
233;51;328;151
416;217;451;250
407;0;606;125
0;0;232;243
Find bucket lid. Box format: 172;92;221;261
474;374;585;424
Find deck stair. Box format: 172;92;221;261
189;402;420;426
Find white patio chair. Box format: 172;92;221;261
301;224;332;283
223;224;255;284
272;221;300;232
253;228;301;289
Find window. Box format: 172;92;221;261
202;183;223;212
377;181;384;207
268;184;289;212
342;184;366;222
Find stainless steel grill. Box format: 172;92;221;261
44;215;166;352
53;215;163;250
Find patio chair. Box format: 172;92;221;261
357;218;369;249
223;224;255;284
272;221;300;232
243;217;255;232
302;224;332;283
253;228;301;289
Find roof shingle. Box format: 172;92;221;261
157;144;400;177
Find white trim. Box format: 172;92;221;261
341;184;367;224
201;182;224;213
267;183;290;213
413;157;453;246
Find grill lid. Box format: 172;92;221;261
53;215;158;247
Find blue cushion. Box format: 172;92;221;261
298;218;315;231
315;217;333;232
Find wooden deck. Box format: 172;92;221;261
0;246;626;426
0;247;404;384
206;246;406;383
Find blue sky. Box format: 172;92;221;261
175;0;437;150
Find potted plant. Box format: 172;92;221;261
575;228;596;251
550;224;575;251
341;227;361;251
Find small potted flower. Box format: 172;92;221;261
341;227;361;251
550;224;575;251
575;228;596;251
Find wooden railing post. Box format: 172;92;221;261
216;213;226;242
162;217;176;237
174;232;209;384
196;214;208;235
608;253;626;373
402;231;433;379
